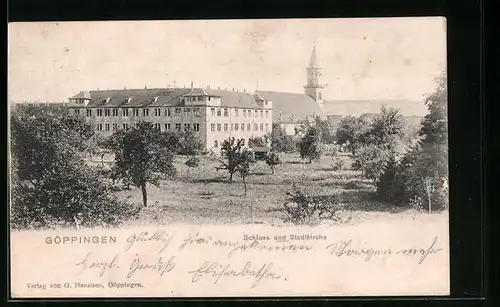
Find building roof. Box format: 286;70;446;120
255;90;326;123
70;88;263;109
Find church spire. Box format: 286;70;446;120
308;40;320;68
304;41;325;106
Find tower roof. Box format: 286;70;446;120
308;41;320;68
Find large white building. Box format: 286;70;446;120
67;43;327;150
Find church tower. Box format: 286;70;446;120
304;41;326;108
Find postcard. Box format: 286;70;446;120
8;17;449;298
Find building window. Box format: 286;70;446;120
234;123;239;131
154;123;161;131
243;110;247;117
265;110;269;117
224;123;228;132
318;92;322;100
184;108;191;117
165;108;171;116
211;108;216;116
74;109;80;116
184;124;190;131
105;124;110;131
217;124;221;131
223;108;228;117
241;139;245;146
241;123;245;131
143;109;149;116
112;109;118;116
260;110;263;118
193;123;200;132
122;108;128;116
97;124;103;131
260;123;264;131
254;123;258;131
123;123;129;130
133;109;139;116
165;123;171;131
174;108;182;116
248;110;252;117
193;108;200;117
217;109;222;116
265;123;269;131
247;123;251;131
214;141;218;148
211;123;216;132
86;109;92;117
104;109;110;116
112;123;118;131
155;108;161;116
235;109;239;117
175;123;181;131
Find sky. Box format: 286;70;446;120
8;18;446;106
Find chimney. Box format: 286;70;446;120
218;86;220;90
124;86;127;90
144;85;147;89
244;89;246;93
190;81;194;89
232;88;235;92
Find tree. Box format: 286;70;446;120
216;137;255;183
361;106;407;152
335;115;371;154
297;126;322;163
109;121;178;207
10;111;135;229
314;115;336;144
265;151;281;174
185;156;200;180
269;124;296;153
375;73;448;209
236;151;253;196
352;144;390;186
176;130;203;156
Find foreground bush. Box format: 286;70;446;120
283;185;341;225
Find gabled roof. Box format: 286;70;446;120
69;87;263;109
209;89;259;109
183;88;221;97
255;90;326;123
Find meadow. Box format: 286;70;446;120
88;151;441;226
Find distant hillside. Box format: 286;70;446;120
322;99;428;117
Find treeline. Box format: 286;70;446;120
335;74;448;211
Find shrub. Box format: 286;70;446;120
283;185;340;225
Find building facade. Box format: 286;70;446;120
67;87;273;151
66;43;328;147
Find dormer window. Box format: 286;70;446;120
153;96;159;103
105;97;111;104
127;97;134;104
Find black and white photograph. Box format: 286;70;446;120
9;18;449;297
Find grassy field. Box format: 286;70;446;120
86;151;441;226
